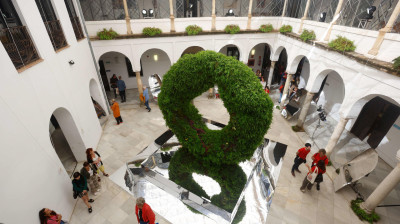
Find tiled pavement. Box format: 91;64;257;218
69;88;398;223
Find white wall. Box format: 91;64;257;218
100;52;139;89
376;116;400;168
317;72;345;122
140;49;171;86
247;44;268;75
0;0;106;223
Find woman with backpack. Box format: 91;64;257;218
300;160;326;193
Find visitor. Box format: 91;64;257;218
80;162;101;195
289;86;298;101
260;77;266;89
255;70;262;81
311;149;329;190
110;74;118;98
72;172;94;213
278;84;284;103
117;76;126;102
111;99;123;125
135;197;155;224
143;86;151;112
264;86;270;94
39;208;66;224
300;160;326;192
291;143;311;177
86;148;109;177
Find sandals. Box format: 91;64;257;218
88;207;92;213
88;199;95;203
103;173;109;177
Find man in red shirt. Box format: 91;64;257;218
291;143;312;177
135;197;155;224
311;149;329;190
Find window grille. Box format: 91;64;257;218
252;0;285;17
79;0;126;21
64;0;85;40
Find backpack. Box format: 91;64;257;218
140;93;145;102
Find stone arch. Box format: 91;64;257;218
99;51;135;91
288;55;310;89
51;107;86;162
140;48;172;87
217;44;242;61
271;46;286;61
346;94;400;119
247;43;272;79
180;46;205;57
271;47;288;85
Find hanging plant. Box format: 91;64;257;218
186;25;203;35
328;36;356;52
142;27;162;37
299;29;316;42
279;25;292;33
259;24;274;33
224;24;240;34
97;28;119;40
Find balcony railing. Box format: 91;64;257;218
44;20;68;51
0;26;40;70
70;16;85;40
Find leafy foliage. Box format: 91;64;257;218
259;24;274;33
328;36;356;52
279;25;292;33
97;28;119;40
169;148;246;222
186;25;203;35
299;29;316;42
393;56;400;72
351;199;380;223
224;24;240;34
158;51;273;165
142;27;162;36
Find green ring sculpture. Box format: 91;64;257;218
158;51;273;165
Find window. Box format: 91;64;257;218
35;0;68;51
0;0;40;69
64;0;84;40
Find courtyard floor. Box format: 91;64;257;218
68;88;398;224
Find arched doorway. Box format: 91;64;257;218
292;56;310;90
181;46;204;56
140;48;172;87
89;79;107;123
271;48;287;85
99;51;135;101
219;44;240;61
49;108;86;176
247;43;271;81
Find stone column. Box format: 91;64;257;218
360;150;400;213
324;0;345;41
246;0;253;30
122;0;132;34
368;1;400;55
326;117;349;157
298;0;311;33
295;91;315;128
282;0;288;17
212;0;216;31
208;88;214;98
135;71;143;95
169;0;176;32
267;61;276;88
279;73;293;107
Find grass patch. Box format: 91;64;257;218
97;28;118;40
328;36;356;52
186;25;203;35
142;27;162;36
393;56;400;72
160;146;172;151
259;24;273;33
299;29;316;42
351;199;380;223
224;25;240;34
279;25;292;33
291;125;305;132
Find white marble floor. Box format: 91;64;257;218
68;88;397;224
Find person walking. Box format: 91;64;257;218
117;76;126;102
135;197;155;224
300;160;326;192
80;162;101;195
39;208;67;224
291;143;311;177
111;99;123;125
72;172;94;213
143;86;151;112
110;74;118;98
311;149;329;190
86;148;109;177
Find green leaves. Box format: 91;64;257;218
328;36;356;52
224;24;240;34
299;29;316;42
393;56;400;72
186;25;203;35
97;28;119;40
279;25;292;33
351;199;380;223
142;27;162;36
259;24;274;33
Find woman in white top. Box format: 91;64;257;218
86;148;109;177
260;77;267;89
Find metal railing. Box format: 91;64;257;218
70;16;85;40
44;20;68;51
0;26;40;69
